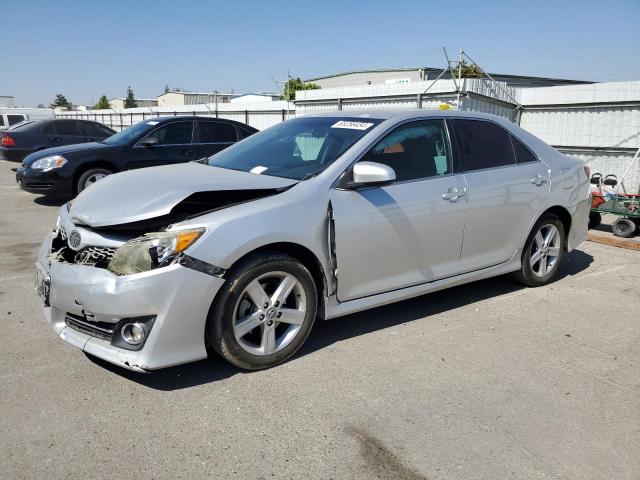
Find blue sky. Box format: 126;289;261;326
2;0;639;107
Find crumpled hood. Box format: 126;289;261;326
23;142;117;165
69;162;298;227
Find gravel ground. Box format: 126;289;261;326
1;159;638;480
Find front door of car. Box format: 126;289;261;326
128;120;196;170
450;119;550;273
330;119;467;302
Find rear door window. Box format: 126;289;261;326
452;119;516;171
198;121;237;143
54;120;82;136
7;115;26;125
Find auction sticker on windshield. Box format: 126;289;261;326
331;121;374;130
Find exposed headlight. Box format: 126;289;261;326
30;155;67;171
107;228;205;275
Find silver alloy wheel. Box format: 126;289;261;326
84;172;108;189
530;224;561;277
232;271;307;356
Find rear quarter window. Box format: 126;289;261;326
510;135;538;164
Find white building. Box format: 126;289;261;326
0;96;16;108
157;91;236;107
230;93;280;103
109;98;159;109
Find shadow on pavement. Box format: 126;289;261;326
34;195;68;207
96;249;593;391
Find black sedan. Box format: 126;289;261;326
1;119;116;162
15;116;257;197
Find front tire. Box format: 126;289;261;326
77;168;112;193
513;214;566;287
207;252;318;370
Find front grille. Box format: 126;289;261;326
65;312;115;340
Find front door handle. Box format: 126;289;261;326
530;174;547;186
442;187;466;202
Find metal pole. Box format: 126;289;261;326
457;48;463;108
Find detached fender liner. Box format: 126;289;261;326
178;254;226;277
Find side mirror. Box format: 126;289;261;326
349;161;396;188
140;136;159;147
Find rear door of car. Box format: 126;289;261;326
127;120;196;169
450;118;550;273
45;119;86;147
194;119;239;159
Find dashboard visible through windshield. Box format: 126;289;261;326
207;117;383;180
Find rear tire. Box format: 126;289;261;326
77;168;112;193
612;218;636;238
512;214;566;287
207;251;318;370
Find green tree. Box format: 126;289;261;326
164;83;170;93
124;86;137;108
94;95;111;110
281;77;320;101
50;94;72;110
454;61;484;79
36;103;45;108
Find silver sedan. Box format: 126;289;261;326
35;111;590;371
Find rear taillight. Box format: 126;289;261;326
1;133;15;147
584;165;590;179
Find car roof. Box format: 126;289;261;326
307;109;509;122
149;115;257;128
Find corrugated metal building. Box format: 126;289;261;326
305;67;591;89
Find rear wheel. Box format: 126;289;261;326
207;252;318;370
612;218;636;238
513;214;566;287
77;168;112;193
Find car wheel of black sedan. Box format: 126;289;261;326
77;168;113;193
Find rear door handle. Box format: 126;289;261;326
442;187;466;202
530;174;548;186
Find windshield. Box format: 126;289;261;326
102;120;156;145
207;116;382;180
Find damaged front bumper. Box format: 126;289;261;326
36;230;225;371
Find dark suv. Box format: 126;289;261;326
15;116;257;197
1;119;116;162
